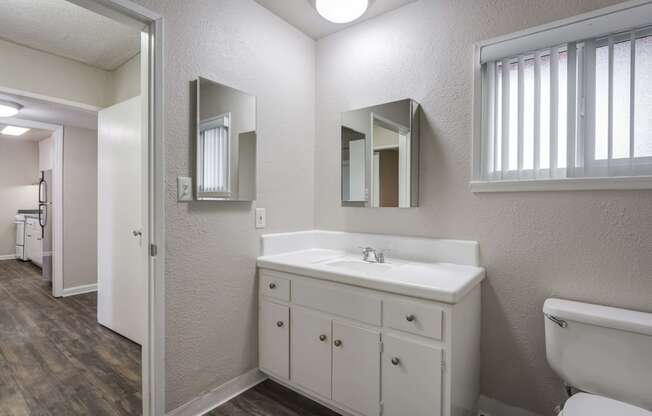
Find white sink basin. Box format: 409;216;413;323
325;260;393;274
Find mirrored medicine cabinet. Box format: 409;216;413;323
341;99;420;208
193;77;257;201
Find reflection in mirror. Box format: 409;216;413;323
341;99;419;208
195;77;256;201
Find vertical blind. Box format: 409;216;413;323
480;26;652;181
198;115;230;195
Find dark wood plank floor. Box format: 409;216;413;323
0;260;141;416
207;380;342;416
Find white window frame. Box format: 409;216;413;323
471;0;652;192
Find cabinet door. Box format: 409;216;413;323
291;307;332;398
332;321;380;416
25;225;34;260
259;300;290;380
382;335;443;416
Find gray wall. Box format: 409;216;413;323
108;53;141;106
0;39;140;109
314;0;651;414
131;0;316;410
62;126;98;290
0;138;38;257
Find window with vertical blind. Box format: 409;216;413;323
472;0;652;191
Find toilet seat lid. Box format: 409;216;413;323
563;393;652;416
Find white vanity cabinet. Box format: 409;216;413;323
258;268;481;416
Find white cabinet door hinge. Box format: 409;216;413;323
150;243;158;257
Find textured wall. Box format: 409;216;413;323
0;138;38;257
62;126;98;290
130;0;316;410
314;0;652;414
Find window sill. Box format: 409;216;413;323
469;176;652;193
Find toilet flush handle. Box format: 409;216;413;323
544;313;568;328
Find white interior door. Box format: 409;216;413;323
97;95;147;345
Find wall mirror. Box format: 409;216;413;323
195;77;257;201
341;99;419;208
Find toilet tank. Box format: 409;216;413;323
543;298;652;411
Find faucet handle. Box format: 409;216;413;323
376;249;390;263
357;246;375;262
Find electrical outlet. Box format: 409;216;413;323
177;176;193;201
255;208;266;228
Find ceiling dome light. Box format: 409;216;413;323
0;100;22;118
315;0;369;24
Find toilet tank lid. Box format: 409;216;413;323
544;299;652;337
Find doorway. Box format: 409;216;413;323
0;0;164;415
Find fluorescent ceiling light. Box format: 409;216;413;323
1;126;30;136
315;0;369;23
0;100;23;117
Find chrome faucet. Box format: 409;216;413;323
359;247;386;263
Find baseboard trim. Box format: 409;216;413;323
0;254;16;261
62;283;98;297
166;369;267;416
478;395;544;416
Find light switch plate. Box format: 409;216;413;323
177;176;193;201
255;208;266;228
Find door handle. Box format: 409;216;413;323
132;230;143;237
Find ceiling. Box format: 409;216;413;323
255;0;418;39
0;0;141;71
0;91;97;131
0;123;53;142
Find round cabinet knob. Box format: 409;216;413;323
269;283;277;289
406;314;416;322
333;339;342;347
319;334;327;342
276;321;284;328
391;357;400;366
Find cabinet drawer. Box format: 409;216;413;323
383;298;443;340
260;271;290;302
293;280;381;326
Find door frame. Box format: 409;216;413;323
0;0;165;413
63;1;166;415
0;116;64;297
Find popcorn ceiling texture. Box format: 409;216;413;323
314;0;651;414
131;0;316;410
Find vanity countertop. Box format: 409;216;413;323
257;248;485;304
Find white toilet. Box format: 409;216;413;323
543;298;652;416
